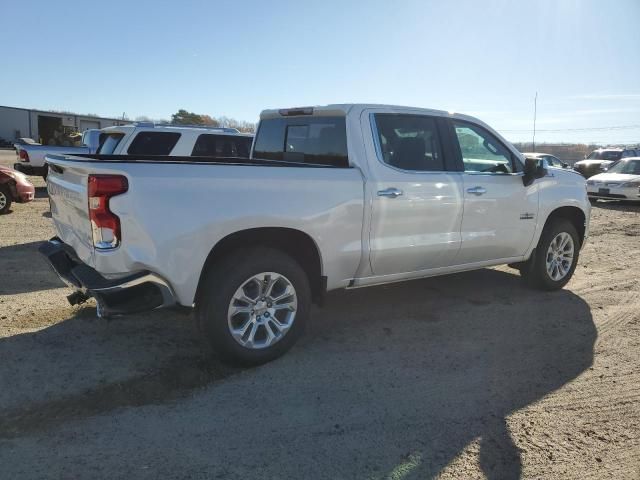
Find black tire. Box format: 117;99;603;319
0;184;12;214
521;219;580;291
195;247;311;366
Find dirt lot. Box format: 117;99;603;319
0;150;639;479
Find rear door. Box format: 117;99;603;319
364;111;464;275
448;119;538;264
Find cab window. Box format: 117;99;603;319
373;114;445;171
452;121;516;174
127;132;181;155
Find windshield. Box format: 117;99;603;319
606;159;640;175
587;150;622;161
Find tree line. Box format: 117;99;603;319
134;109;256;133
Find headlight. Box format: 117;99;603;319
586;180;595;186
620;181;640;188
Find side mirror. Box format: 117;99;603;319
523;157;547;186
562;162;569;168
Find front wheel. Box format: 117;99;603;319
521;219;580;291
0;184;12;214
195;247;311;366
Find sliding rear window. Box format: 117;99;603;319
97;133;124;154
253;116;348;167
127;132;181;155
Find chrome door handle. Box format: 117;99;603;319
466;186;487;196
377;187;403;198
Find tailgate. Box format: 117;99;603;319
46;157;95;266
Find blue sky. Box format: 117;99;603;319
2;0;639;143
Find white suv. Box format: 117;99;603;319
97;123;254;158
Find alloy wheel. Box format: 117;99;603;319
227;272;298;349
545;232;574;281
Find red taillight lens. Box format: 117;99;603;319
19;150;29;162
88;175;128;249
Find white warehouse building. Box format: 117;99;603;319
0;105;127;147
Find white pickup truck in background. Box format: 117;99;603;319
14;129;101;178
41;104;590;365
14;123;253;179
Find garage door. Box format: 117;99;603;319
79;120;100;131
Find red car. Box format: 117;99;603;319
0;165;35;214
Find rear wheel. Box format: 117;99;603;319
0;184;12;214
521;219;580;291
195;247;311;366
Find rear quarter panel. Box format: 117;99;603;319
90;162;365;305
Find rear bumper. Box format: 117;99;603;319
38;238;177;316
13;163;46;176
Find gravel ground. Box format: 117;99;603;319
0;150;639;479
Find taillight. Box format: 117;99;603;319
19;150;29;162
88;175;128;249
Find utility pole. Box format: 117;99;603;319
532;92;538;151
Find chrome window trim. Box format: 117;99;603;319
463;171;524;177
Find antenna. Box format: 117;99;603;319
532;92;538;151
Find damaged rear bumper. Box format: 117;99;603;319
38;238;176;317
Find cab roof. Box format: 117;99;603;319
259;103;482;124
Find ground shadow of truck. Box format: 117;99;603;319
0;268;595;479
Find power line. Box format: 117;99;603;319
499;124;640;133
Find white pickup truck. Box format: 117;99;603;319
15;124;253;179
14;129;101;179
41;104;590;365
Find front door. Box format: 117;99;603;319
450;120;538;264
366;112;464;276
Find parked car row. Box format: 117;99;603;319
573;146;639;178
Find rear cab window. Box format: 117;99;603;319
97;133;125;154
191;134;253;158
253;116;348;167
127;132;181;155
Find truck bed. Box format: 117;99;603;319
45;153;365;306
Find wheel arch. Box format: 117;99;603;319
542;206;587;247
195;227;326;307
